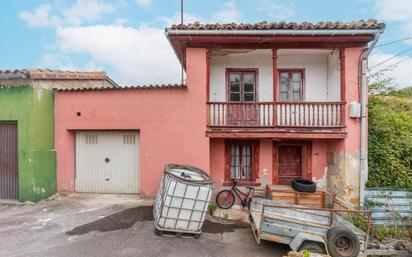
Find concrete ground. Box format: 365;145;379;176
0;194;289;257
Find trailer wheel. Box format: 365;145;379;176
292;179;316;193
298;241;326;254
327;227;360;257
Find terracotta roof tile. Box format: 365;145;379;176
0;69;107;80
57;84;187;92
168;20;385;31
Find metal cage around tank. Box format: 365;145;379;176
153;164;213;235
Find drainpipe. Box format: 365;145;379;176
359;31;381;206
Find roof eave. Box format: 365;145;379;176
0;73;28;80
165;28;384;68
165;28;384;36
165;31;186;69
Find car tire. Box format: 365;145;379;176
298;241;326;254
292;179;316;193
327;227;360;257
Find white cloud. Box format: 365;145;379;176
135;0;152;8
256;0;295;20
62;0;115;26
19;0;115;27
18;4;60;27
374;0;412;36
373;0;412;88
114;17;128;25
375;0;412;22
369;52;412;88
212;0;241;23
19;2;184;85
40;52;76;70
55;25;180;85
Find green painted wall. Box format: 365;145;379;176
0;86;56;202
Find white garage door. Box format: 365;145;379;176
75;131;139;193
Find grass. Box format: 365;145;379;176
208;202;217;216
372;225;410;242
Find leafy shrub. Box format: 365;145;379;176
208;202;217;215
372;225;410;242
346;213;368;232
367;90;412;190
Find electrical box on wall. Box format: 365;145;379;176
350;102;361;118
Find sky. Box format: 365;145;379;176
0;0;411;87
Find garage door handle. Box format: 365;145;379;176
105;178;110;181
105;157;110;163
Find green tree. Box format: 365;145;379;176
367;75;412;190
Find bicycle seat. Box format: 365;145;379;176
246;186;254;190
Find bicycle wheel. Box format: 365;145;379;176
216;190;235;209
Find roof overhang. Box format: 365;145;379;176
165;28;383;68
0;73;28;79
166;28;383;36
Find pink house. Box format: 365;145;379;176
55;20;385;205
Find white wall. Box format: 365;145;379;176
210;49;273;102
209;49;340;102
327;50;341;101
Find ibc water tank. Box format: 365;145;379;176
153;164;212;236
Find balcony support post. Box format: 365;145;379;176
272;49;278;101
339;49;347;127
206;49;210;102
272;49;278;126
339;48;346;102
206;50;211;126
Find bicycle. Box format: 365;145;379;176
215;179;263;209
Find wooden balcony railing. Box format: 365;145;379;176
207;101;346;129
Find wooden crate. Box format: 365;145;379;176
265;185;330;208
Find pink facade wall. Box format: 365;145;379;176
259;139;273;185
210;139;225;184
55;48;209;195
312;140;328;180
210;138;275;187
342;47;363;156
208;47;364;192
210;138;332;188
55;46;364;197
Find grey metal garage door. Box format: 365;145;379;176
0;122;18;199
75;131;139;193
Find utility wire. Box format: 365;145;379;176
369;46;412;70
375;37;412;48
372;55;412;74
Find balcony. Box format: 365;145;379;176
206;101;346;139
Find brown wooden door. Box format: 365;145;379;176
278;146;302;185
0;122;18;199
